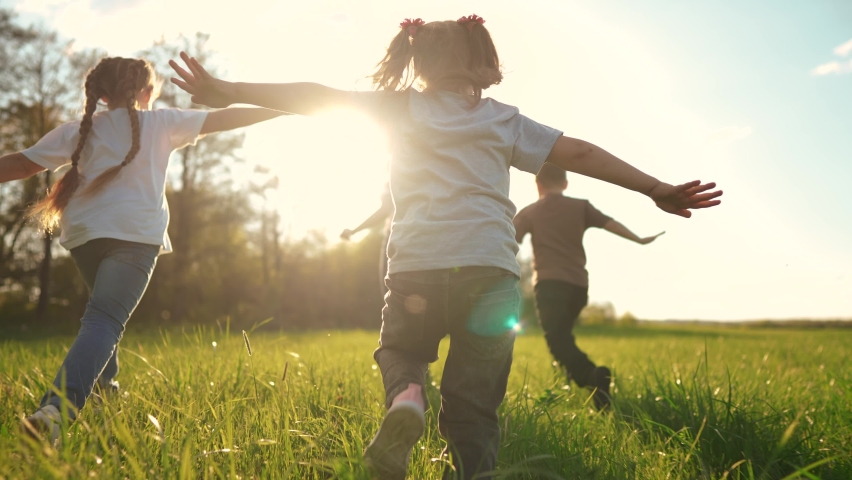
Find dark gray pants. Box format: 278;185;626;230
534;280;597;387
375;267;519;480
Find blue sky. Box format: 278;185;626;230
3;0;851;320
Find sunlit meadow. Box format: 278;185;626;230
1;324;850;479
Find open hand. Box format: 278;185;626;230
169;52;237;108
648;181;722;218
638;231;665;245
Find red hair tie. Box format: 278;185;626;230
457;14;485;31
400;18;425;37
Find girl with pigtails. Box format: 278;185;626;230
171;14;722;480
0;56;285;442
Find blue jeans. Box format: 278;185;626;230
375;267;520;480
41;238;159;418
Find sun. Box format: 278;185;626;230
242;107;391;241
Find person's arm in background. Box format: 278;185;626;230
170;53;350;115
341;199;394;240
603;219;664;245
545;136;722;218
0;152;46;183
200;108;290;135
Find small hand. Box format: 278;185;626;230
169;52;237;108
638;231;665;245
340;229;354;241
648;181;722;218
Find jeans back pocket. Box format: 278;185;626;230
467;285;521;337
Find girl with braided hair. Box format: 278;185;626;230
0;56;286;442
170;14;722;479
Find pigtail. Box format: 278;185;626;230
82;59;145;196
465;22;502;101
27;67;104;232
371;22;419;91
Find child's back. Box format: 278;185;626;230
387;89;560;276
514;193;611;286
28;108;205;252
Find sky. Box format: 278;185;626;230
4;0;851;321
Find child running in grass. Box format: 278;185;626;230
0;57;285;443
169;14;722;479
514;164;665;410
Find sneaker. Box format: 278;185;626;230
21;405;61;444
591;366;612;410
364;400;425;480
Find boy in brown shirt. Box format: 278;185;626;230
514;164;664;409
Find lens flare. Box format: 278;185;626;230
506;316;522;332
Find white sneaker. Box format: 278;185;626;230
21;405;61;445
364;400;425;480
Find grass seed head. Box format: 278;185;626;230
242;330;253;356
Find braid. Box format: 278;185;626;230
27;62;106;231
82;59;146;196
122;61;143;166
71;82;100;166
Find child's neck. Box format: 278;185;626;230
107;103;150;111
538;188;565;198
425;84;475;96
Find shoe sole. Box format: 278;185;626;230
364;401;425;480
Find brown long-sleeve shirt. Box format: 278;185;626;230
513;193;612;287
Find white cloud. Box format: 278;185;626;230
812;39;852;75
705;125;753;144
834;38;852;57
812;59;852;76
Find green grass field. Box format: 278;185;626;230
1;325;850;479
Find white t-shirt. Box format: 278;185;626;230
355;90;563;277
23;107;208;253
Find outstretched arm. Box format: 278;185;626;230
0;152;46;183
170;53;349;115
200;108;290;135
341;198;394;240
603;219;664;245
545;136;723;218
